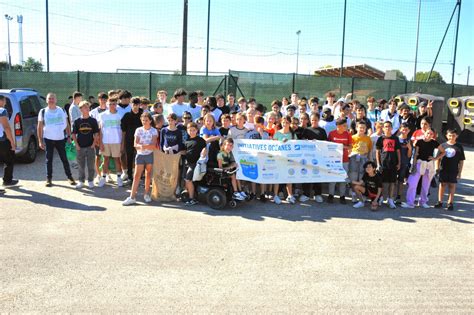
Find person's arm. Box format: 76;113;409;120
457;160;464;179
431;144;445;162
37;119;44;150
99;122;104;152
372;187;383;207
71;121;80;151
427;100;434;117
376;149;381;170
407;141;412;160
0;116;14;151
396;149;401;170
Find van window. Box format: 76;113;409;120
4;97;13;119
30;96;43;113
20;97;37;118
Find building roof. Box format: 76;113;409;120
314;64;385;79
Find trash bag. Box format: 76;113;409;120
65;141;77;161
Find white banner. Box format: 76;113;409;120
232;139;347;184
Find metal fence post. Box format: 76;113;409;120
149;72;152;100
292;73;296;93
224;75;227;97
77;71;80;92
351;77;355;97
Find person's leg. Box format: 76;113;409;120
438;182;446;203
314;183;322;196
94;148;102;178
55;139;73;179
76;147;86;182
86;147;96;182
420;172;432;205
447;183;456;204
230;174;239;192
144;164;153;195
328;183;336;196
388;183;396;200
126;143;135;180
120;150;127;178
114;157;122;174
130;164;144;199
0;140;14;183
286;184;293;196
185;179;195;199
302;183;312;197
353;184;365;201
340;162;349;197
103;156;110;175
44;138;55;180
405;164;421;206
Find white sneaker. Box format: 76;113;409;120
401;202;415;209
106;174;114;183
286;195;296;204
95;175;101;183
388;198;397;209
314;195;324;203
353;201;365;208
299;194;310;202
421;203;431;209
273;195;282;205
378;198;384;206
240;191;248;199
75;182;84;189
87;181;94;189
122;197;137;206
117;176;123;187
98;176;106;187
144;194;152;203
121;173;128;181
233;192;245;201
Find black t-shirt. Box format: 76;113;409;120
363;172;383;195
72;117;99;148
376;135;401;168
121;109;143;142
218;105;230;115
350;117;372;134
160;128;184;153
219;127;229;138
177;124;189;142
440;142;465;173
293;127;305;140
301;127;327;141
185;136;207;165
416;139;439;161
399;114;416;134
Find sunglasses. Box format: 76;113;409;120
183;116;192;120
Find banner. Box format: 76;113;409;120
232;139;347;184
151;150;181;202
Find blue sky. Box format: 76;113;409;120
1;0;472;84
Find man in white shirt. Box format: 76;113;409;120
38;93;76;187
170;88;189;120
379;99;400;134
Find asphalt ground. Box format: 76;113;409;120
0;147;473;312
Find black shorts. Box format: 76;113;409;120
381;168;397;183
439;171;458;184
185;163;196;181
398;164;410;183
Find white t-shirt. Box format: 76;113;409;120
187;104;202;121
38;107;68;141
116;104;132;119
135;126;158;155
90;107;107;121
99;110;122;144
69;103;81;124
210;107;222;122
171;102;189;119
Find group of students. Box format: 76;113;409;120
0;88;464;211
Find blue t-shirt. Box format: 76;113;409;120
0;107;7;141
200;126;221;138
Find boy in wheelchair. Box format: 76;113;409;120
215;138;246;201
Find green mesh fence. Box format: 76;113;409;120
1;71;474;110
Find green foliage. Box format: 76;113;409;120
414;71;445;83
390;69;407;80
22;57;44;72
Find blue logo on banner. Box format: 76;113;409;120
312;159;318;165
288;168;295;176
301;168;307;175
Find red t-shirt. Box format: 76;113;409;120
328;130;352;162
411;129;437;145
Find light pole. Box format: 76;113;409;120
296;30;301;74
4;14;13;70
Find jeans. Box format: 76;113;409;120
77;146;95;182
44;138;72;180
0;139;14;183
328;162;349;197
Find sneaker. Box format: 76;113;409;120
327;195;334;204
415;195;420;203
233;192;245;201
340;196;347;204
299;194;310;202
273;195;282;205
314;195;324;203
259;194;267;203
353;201;365;209
388;198;397;209
378;197;384;206
68;177;76;185
45;179;52;187
420;203;431;209
401;202;415;209
144;194;152;203
2;179;19;187
87;181;94;189
241;191;249;199
185;198;198;206
117;176;123;187
286;195;296;204
446;203;454;211
98;176;106;187
249;193;256;201
122;197;137;206
106;174;114;183
434;202;443;209
75;182;84;189
95;175;102;183
121;173;129;181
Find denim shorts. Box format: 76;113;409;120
135;153;153;165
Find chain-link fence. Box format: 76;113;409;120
1;71;473;108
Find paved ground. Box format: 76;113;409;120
1;147;473;313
